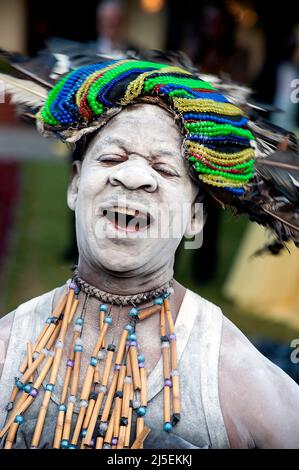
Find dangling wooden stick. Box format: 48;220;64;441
71;314;110;447
124;382;134;448
99;310;105;349
27;342;33;383
103;406;116;448
0;354;54;439
61;340;83;444
165;298;180;423
129;345;141;391
19;291;67;374
137;305;161;321
83;344;115;447
31;287;75;448
6;296;66;412
131;426;151;449
68;297;80;325
112;365;126;447
4;421;19;449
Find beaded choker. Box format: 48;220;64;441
0;279;180;449
73;267;174;306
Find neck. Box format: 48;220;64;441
77;256;174;296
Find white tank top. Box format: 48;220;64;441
0;285;230;449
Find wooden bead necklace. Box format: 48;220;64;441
0;278;180;449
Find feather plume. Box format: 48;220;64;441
0;73;48;109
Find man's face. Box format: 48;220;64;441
68;104;201;275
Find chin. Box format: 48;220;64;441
89;239;151;273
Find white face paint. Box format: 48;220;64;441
68;104;202;281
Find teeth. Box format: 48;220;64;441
108;206;147;219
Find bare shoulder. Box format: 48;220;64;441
219;315;299;449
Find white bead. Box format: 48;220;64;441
55;340;64;349
168;287;174;295
80;399;88;408
97;350;106;360
68;395;76;403
132;399;141;409
75;337;83;346
99;385;107;394
74;325;82;332
171;369;179;377
161;342;170;349
124;376;132;384
32;352;39;360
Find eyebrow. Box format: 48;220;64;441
97;137;180;161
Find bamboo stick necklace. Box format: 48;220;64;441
0;274;180;449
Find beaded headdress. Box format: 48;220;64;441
0;46;298;252
37;59;255;197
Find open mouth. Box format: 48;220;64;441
102;206;152;232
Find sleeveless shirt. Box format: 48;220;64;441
0;286;230;449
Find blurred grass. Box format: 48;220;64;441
2;159;71;313
2;159;299;342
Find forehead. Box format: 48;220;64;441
87;104;183;159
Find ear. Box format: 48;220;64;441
67;161;81;211
184;197;207;238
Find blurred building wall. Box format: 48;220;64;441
0;0;26;53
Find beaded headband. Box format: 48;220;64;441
37;59;255;196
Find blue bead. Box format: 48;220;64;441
164;422;172;432
75;287;80;295
14;414;24;424
90;356;98;367
124;324;133;333
75;317;84;326
129;307;138;317
74;345;83;353
68;444;76;449
15;379;24;391
104;316;112;325
46;316;52;324
60;439;69;449
46;383;54;392
129;333;137;341
81;428;87;438
137;406;147;417
163;292;170;299
99;304;108;312
137;354;145;363
23;383;32;393
58;404;67;412
154;298;163;305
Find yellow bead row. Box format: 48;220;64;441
122;66;192;105
173;97;244;116
75;60;130;108
186;142;254;163
199;173;246;187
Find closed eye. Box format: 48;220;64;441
153;165;179;177
96;154;127;165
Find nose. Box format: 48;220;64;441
109;159;158;192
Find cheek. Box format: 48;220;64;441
77;166;108;200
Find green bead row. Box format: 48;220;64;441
193;162;254;180
185;121;254;140
143;75;215;92
188;155;254;171
87;61;167;114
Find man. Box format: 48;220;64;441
0;57;299;449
